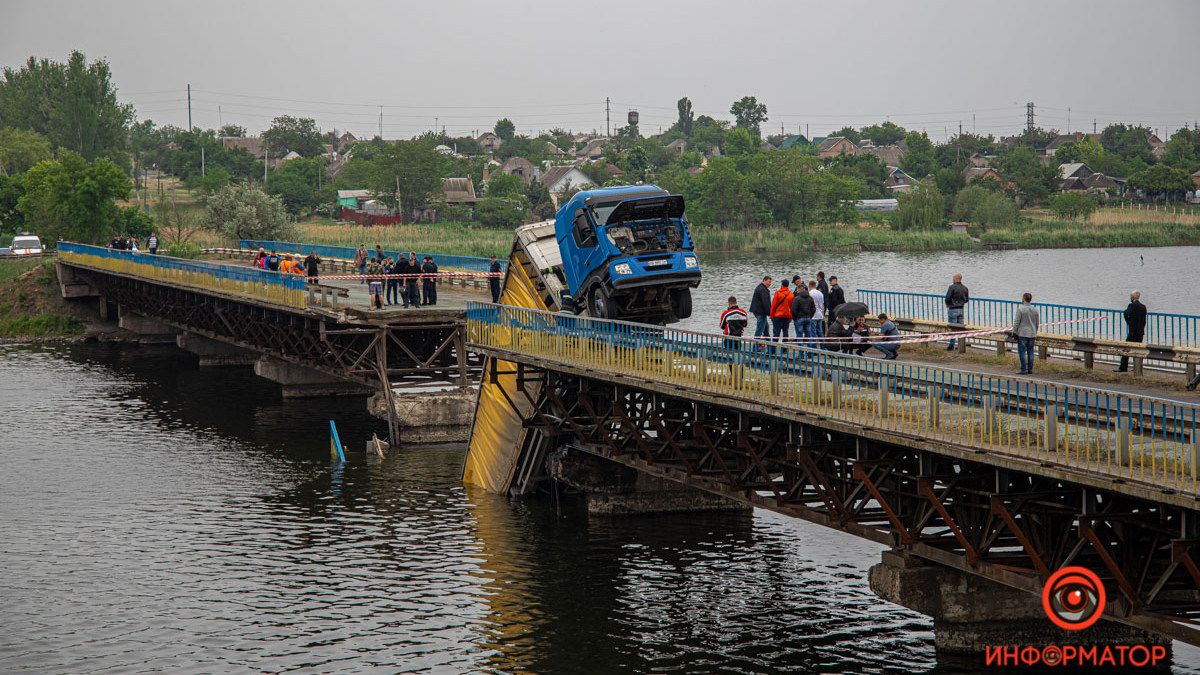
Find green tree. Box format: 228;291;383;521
476;197;526;227
900;131;936;178
1100;124;1155;165
485;172;525;198
997;145;1058;204
676;97;694;137
267;157;325;214
1127;164;1193;200
827;153;889;198
687;156;757;227
0;127;51;175
892;180;945;230
494;118;516;141
954;185;1017;226
218;124;246;137
1048;192;1097;220
194;166;231;195
934;167;965;198
0;173;25;232
262;115;323;157
205;183;292;241
831;126;862;143
16;151;130;242
723;127;758;170
370;140;449;219
690;115;728;153
0;51;133;164
860;121;907;145
729;96;768;138
1161;131;1200;174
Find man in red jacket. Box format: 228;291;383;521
770;279;794;342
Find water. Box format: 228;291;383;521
3;245;1200;673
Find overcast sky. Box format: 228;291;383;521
2;0;1198;142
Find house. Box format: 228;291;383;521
538;165;594;195
779;134;809;149
576;138;608;160
499;157;539;184
280;150;301;163
666;139;688;154
441;177;478;204
336;131;357;150
883;166;916;192
1044;133;1085;156
337;189;374;210
963;167;1003;184
545;141;567;158
221;136;266;159
818;136;859;159
1059;163;1094;180
1192;169;1200;189
967;152;993;168
1060;176;1090;191
477;131;502;153
862;144;903;166
1083;173;1119;193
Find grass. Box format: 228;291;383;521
0;260;85;339
0;257;43;284
692;224;975;253
0;309;84;338
981;219;1200;248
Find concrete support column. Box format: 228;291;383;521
547;447;749;515
176;332;258;368
253;356;374;398
868;549;1169;655
367;388;477;444
117;305;179;344
55;262;98;298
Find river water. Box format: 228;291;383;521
3;246;1199;673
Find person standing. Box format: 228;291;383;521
147;232;158;255
267;250;281;271
304;250;321;284
422;256;438;306
816;271;829;297
383;256;399;305
769;279;794;341
394;254;412;307
489;255;502;303
367;257;384;310
1012;292;1040;375
1115;290;1147;373
405;252;421;307
354;244;369;284
945;273;969;351
808;280;825;337
826;276;845;323
791;281;815;344
375;245;386;263
720;296;748;348
749;276;773;338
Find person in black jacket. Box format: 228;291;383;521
748;276;773;338
791;283;816;343
945;274;969;351
1115;290;1148;372
816;271;829;297
826;276;846;322
489;255;502;303
825;315;854;352
421;256;438;305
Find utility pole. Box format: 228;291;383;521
263;150;268;185
605;97;611;137
1026;102;1035;132
1067;107;1071;134
805;123;809;141
201;146;205;177
973;113;976;134
378;105;383;139
187;84;193;131
1094;118;1097;134
218;105;223;129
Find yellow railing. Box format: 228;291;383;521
466;303;1200;496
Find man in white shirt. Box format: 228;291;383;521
808;280;825;337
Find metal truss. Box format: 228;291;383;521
521;367;1200;645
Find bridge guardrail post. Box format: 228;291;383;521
927;384;941;430
831;370;842;409
1044;403;1058;455
1117;412;1133;468
878;375;890;417
983;394;996;443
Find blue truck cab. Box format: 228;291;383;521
554;185;700;323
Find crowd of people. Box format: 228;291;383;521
720;270;902;359
352;244;440;310
109;232;158;255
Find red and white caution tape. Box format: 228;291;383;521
762;315;1106;346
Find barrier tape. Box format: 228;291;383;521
315;272;501;280
751;316;1107;345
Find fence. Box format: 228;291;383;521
466;302;1200;494
240;240;506;274
58;242;308;308
856;289;1200;348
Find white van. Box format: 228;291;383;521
8;234;44;256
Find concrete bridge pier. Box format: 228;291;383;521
547;447;749;516
868;549;1170;656
176;332;258;368
253;356;374;398
367;389;476;444
117;305;179;344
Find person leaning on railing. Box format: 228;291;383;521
945;273;969;351
1115;290;1147;373
1012;293;1040;375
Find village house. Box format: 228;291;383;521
1192;169;1200;189
779;134;809;149
538;165;594;196
963;166;1003;184
336;131;357;151
860;142;903;166
498;157;539;184
666;139;688;154
477;131;502;153
576;138;608;161
221;136;266;159
818;136;859;159
883;166;916;192
441;177;477;205
544;141;567;158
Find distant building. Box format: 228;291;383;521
861;144;902;166
576;138;608;160
336;131;357;150
538;165;594;195
963;167;1003;184
855;198;898;212
818;136;859;159
499;157;539;184
883;166;916;192
1192;169;1200;189
1058;163;1094;180
666;139;688;154
441;177;478;204
1083;173;1120;193
477;131;502;153
221;136;266;159
544;141;567;158
779;134;809;149
337;189;375;210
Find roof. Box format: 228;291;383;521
577;139;607;157
666;139;688;150
539;165;591;191
779;134;809;149
337;189;373;199
862;144;902;165
1058;162;1091;179
221;136;265;158
819;136;856;153
1083;173;1119;189
963;167;1000;181
442;177;477;203
545;141;566;155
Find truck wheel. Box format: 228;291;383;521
670;289;693;320
589;285;611;319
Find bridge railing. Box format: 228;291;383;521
58;242;308;308
466;302;1200;494
856;289;1200;348
239;240;506;273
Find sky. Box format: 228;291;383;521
2;0;1198;142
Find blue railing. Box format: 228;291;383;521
240;240;506;273
856;289;1200;348
60;242;306;289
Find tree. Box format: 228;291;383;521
267;157;324;214
892;181;945;230
730;96;768;138
0;127;51;175
0;51;133;165
860;121;907;145
900;131;936;178
1048;192;1097;220
0;173;25;232
831;127;862;143
494;118;516;142
687;156;757;228
262;115;323;157
1161;130;1200;174
827;153;890;198
476;197;526;228
1100;124;1155;165
205;183;292;241
218;124;246;138
954;185;1017;226
193;166;230;195
722;127;757;170
370;140;449;220
676;97;694;138
690;115;728;153
16;151;130;242
485;172;525;198
1127;164;1193;201
997;145;1058;204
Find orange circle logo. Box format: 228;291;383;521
1042;566;1106;630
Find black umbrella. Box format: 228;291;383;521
834;302;870;319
